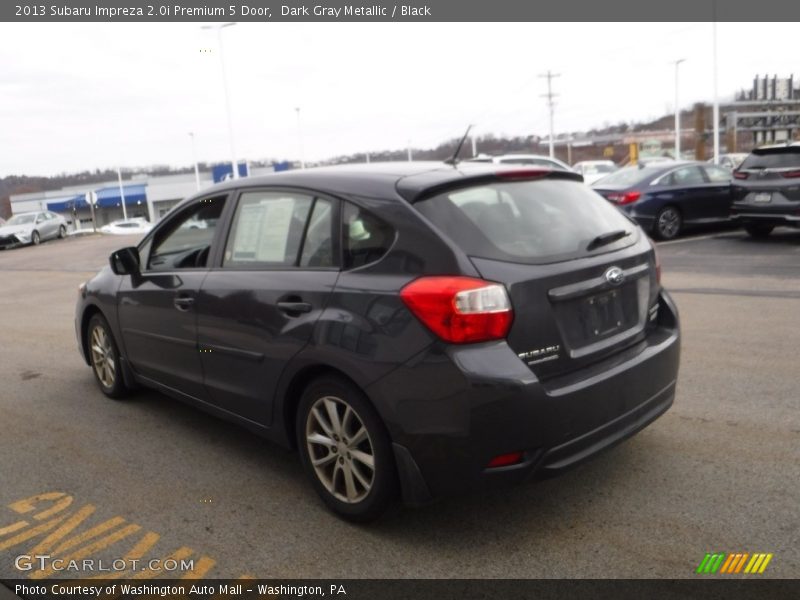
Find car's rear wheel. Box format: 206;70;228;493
297;376;397;522
654;206;682;240
87;313;128;399
58;225;66;239
31;230;40;245
744;224;774;238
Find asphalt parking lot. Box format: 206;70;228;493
0;229;798;579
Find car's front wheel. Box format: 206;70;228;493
31;230;40;245
744;224;774;238
87;313;128;399
58;225;67;239
654;206;682;240
297;376;397;522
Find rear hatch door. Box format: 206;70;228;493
414;176;659;380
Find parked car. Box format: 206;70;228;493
592;161;734;239
75;162;680;521
100;218;153;235
710;153;748;171
0;210;68;249
572;160;618;184
730;143;800;237
466;153;573;171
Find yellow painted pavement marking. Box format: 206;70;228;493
30;523;142;579
758;554;773;573
0;521;29;536
1;491;241;582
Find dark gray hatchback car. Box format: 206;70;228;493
75;162;680;521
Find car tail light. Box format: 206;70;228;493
733;171;749;180
495;169;551;180
607;191;641;205
618;191;642;205
400;276;513;344
780;170;800;178
487;451;525;468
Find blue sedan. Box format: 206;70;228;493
592;161;734;239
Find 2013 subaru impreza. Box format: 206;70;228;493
75;162;680;521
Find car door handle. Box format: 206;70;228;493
174;295;195;311
277;301;312;314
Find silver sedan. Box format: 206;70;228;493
0;210;68;249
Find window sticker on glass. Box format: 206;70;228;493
225;193;313;266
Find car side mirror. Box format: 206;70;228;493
110;246;140;276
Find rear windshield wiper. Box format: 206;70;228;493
586;229;631;251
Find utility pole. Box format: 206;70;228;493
539;70;560;158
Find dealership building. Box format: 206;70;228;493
9;164;280;229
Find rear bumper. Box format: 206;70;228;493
368;290;680;504
731;209;800;228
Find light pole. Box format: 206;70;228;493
202;23;239;179
673;58;686;159
117;166;128;221
407;141;412;162
295;107;305;169
712;20;720;163
189;132;201;190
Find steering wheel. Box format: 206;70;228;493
194;246;210;268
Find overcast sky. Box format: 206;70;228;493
0;22;797;176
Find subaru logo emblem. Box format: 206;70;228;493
605;266;625;286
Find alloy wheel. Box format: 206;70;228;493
305;395;375;504
90;324;116;389
656;208;680;239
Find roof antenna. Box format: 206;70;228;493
444;125;473;166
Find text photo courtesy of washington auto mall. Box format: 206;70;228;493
0;4;799;600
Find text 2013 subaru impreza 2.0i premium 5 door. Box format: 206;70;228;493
75;163;680;521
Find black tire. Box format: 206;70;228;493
31;230;40;245
744;224;774;239
653;206;682;240
296;376;398;522
58;225;67;239
86;313;129;399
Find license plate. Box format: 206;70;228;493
754;192;772;203
585;290;624;337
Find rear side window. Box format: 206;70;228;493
740;149;800;170
342;203;395;269
593;166;652;187
705;165;732;183
661;166;705;186
416;179;637;264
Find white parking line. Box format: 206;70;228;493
656;233;735;246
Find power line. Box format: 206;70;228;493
539;70;560;158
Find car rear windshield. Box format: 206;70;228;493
740;148;800;170
415;179;637;264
